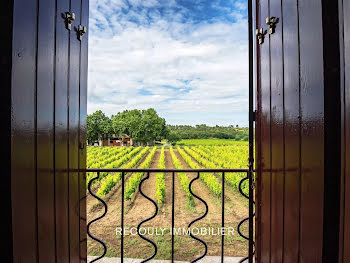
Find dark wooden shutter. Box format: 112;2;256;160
339;0;350;262
255;0;342;262
5;0;89;261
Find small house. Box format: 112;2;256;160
108;136;133;147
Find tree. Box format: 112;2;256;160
87;110;113;144
139;108;167;144
87;115;98;144
112;109;142;140
167;131;181;145
111;108;168;145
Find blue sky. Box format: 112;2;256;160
88;0;248;126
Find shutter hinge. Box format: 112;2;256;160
252;110;257;122
79;141;85;150
266;17;279;35
78;25;87;41
65;12;75;31
256;28;267;45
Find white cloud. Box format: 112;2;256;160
88;0;248;126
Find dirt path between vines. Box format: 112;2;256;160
174;150;221;220
174;150;238;257
125;149;160;224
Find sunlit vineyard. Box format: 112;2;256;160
87;143;250;260
86;144;249;201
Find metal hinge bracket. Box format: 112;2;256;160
256;28;267;45
252;110;257;122
79;141;85;150
65;12;75;31
266;17;279;34
78;25;87;41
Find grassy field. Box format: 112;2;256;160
177;139;248;146
87;140;249;260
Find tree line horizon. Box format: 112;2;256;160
87;109;249;145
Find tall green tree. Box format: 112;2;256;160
112;109;142;140
167;131;181;145
111;108;168;145
87;110;113;143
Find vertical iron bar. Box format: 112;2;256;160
221;172;225;263
172;171;175;263
249;171;254;263
121;172;125;263
248;0;255;261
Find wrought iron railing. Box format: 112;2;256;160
86;168;254;263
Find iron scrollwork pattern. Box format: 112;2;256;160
237;170;255;263
87;172;108;263
137;172;159;262
188;172;209;263
86;168;253;262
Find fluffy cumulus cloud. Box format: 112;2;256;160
88;0;248;126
